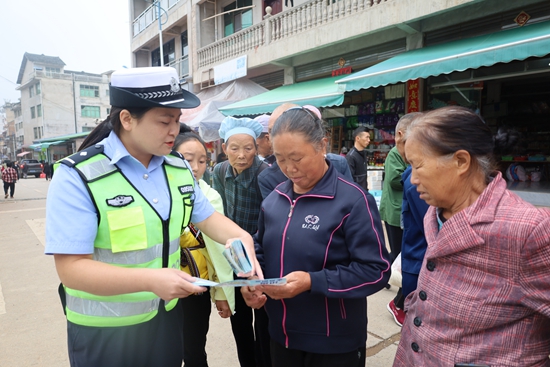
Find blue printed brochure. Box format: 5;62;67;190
223;239;253;276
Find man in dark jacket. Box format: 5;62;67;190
346;126;370;192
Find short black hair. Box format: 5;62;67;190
352;126;369;140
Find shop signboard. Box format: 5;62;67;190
214;55;247;85
407;79;420;112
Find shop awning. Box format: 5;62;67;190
219;76;346;116
29;141;65;151
16;151;32;157
337;20;550;91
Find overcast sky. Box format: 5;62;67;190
0;0;132;104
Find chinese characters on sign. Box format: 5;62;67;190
407;79;420;112
332;66;352;77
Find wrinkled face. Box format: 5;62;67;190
272;132;327;194
405;136;458;208
355;131;371;149
120;107;181;167
222;133;257;174
176;139;207;181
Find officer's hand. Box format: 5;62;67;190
150;268;207;301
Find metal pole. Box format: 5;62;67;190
157;0;164;66
72;73;78;133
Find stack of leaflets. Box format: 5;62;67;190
191;239;286;287
223;239;252;276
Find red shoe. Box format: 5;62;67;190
387;300;405;327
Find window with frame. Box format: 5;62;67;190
82;126;95;132
29;87;34;98
152;39;176;66
35;83;41;95
45;67;61;75
223;0;253;37
81;105;101;118
31;106;36;119
106;108;111;116
33;127;42;139
37;104;42;117
182;30;189;57
80;85;100;98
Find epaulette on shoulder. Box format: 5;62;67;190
59;145;105;168
166;150;189;169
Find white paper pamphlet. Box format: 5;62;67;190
193;277;287;287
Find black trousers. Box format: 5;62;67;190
181;292;212;367
67;302;184;367
385;222;404;308
230;287;272;367
270;340;365;367
3;181;15;197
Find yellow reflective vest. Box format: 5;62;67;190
58;146;194;327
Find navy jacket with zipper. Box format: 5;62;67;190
255;161;391;354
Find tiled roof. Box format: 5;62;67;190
17;52;66;84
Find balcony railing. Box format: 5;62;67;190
27;71;106;83
197;0;387;68
167;55;190;78
133;0;181;37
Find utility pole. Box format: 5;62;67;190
157;0;164;66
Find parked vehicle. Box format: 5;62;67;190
19;159;43;178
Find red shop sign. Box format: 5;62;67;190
407;79;420;112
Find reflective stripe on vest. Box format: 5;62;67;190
63;153;194;327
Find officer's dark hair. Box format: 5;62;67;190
79;107;152;151
352;126;369;141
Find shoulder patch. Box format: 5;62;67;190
60;144;104;167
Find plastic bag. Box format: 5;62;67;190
388;252;402;288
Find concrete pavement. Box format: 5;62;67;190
0;177;400;366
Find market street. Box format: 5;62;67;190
0;177;400;366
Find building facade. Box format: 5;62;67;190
15;53;111;152
129;0;550;204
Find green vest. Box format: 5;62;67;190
59;147;195;327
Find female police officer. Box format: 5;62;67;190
45;67;260;367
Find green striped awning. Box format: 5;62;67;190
337;20;550;91
219;76;346;116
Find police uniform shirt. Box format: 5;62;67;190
45;131;215;255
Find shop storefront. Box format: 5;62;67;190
334;20;550;206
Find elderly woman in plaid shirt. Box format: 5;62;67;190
393;106;550;367
2;161;18;199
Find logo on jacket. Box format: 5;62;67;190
106;195;134;207
178;185;194;195
302;215;320;231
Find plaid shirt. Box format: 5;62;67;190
2;167;18;183
394;172;550;367
212;156;266;235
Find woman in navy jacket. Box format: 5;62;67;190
243;107;391;367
